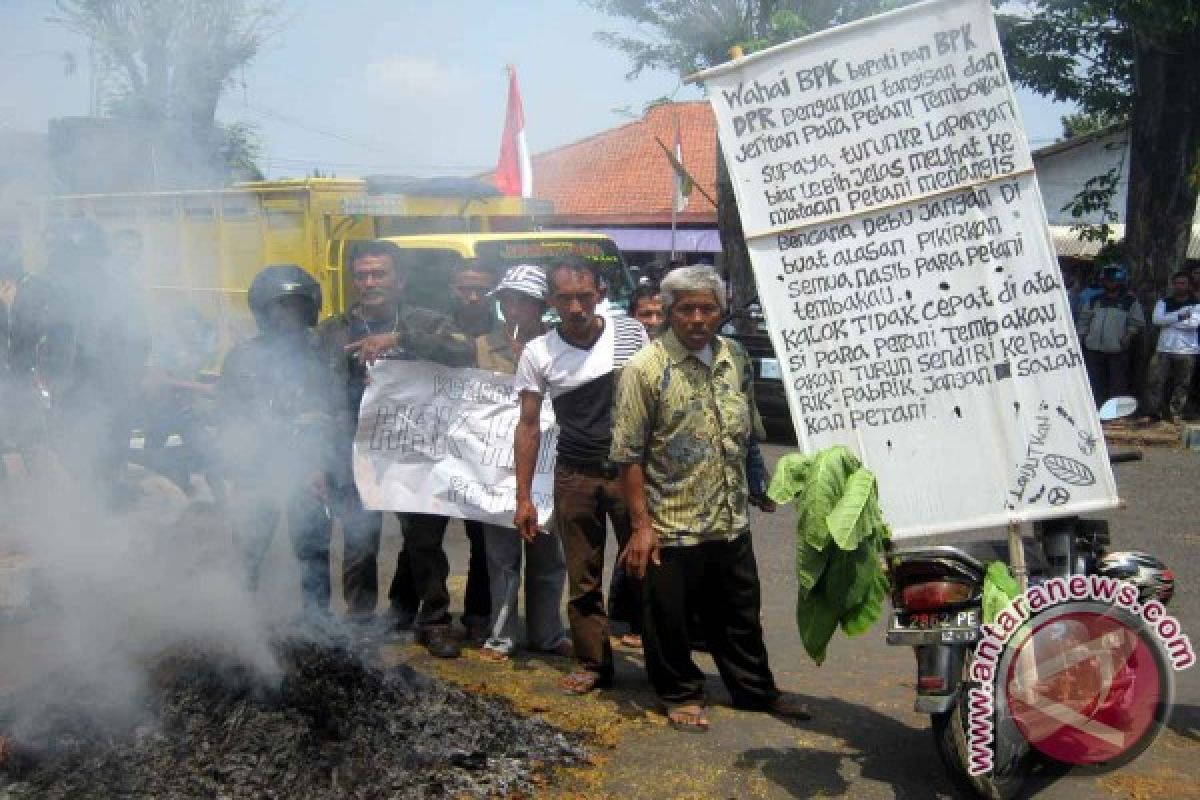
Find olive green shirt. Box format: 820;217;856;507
609;329;765;546
475;324;518;375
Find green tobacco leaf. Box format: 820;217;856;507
841;571;889;637
795;540;831;602
982;561;1021;623
826;468;876;550
823;538;876;610
796;591;840;665
767;452;813;505
799;447;860;551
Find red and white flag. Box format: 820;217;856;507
494;65;533;198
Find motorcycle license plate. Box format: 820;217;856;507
887;608;980;644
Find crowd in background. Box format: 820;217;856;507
1066;261;1200;422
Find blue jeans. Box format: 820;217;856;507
482;522;568;655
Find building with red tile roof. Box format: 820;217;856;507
493;101;721;259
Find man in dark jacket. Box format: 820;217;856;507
316;241;476;656
217;265;341;616
440;262;501;641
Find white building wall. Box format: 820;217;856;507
1033;130;1200;227
1033;132;1129;225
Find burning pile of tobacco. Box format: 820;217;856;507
0;637;584;798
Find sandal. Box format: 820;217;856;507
560;670;603;695
667;704;710;733
479;647;511;663
767;693;813;721
619;633;642;648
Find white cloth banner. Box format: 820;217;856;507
353;360;557;527
693;0;1117;537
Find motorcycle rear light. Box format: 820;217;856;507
918;676;947;691
900;581;972;611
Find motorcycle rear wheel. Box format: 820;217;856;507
931;656;1032;799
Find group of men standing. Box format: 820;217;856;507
214;241;806;732
1075;263;1200;421
1;227;808;732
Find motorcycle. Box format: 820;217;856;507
884;397;1175;799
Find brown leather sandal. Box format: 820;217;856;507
667;704;710;733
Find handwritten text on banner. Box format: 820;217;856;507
353;361;557;527
697;0;1117;537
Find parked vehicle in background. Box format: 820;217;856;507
351;232;633;320
5;177;633;492
9;176;633;370
723;299;791;438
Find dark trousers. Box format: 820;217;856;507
642;533;778;709
1084;348;1131;406
607;560;643;635
1144;352;1196;421
335;484;407;616
398;513;490;628
235;486;331;613
554;463;633;680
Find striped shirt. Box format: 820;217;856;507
515;315;648;467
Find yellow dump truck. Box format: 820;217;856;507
11;177;631;366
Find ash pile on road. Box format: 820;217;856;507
0;637;584;799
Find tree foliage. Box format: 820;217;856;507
1060;110;1126;139
588;1;899;314
589;0;898;76
219;121;265;182
998;1;1200;287
52;0;277;184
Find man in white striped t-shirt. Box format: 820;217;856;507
513;257;648;695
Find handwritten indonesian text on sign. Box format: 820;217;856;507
695;0;1117;537
353;361;557;527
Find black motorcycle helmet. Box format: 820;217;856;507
247;264;322;331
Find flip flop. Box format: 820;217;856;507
667;705;710;733
478;647;511;663
560;670;603;695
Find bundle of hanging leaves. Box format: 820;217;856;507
768;446;891;665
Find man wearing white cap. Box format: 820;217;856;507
475;265;571;661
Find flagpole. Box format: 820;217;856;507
654;136;715;206
670;114;679;262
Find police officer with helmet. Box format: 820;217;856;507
217;264;340;616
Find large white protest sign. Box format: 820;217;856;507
692;0;1117;537
354;360;557;527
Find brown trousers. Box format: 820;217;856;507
553;463;633;681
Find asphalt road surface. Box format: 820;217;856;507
427;442;1200;799
2;443;1195;799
